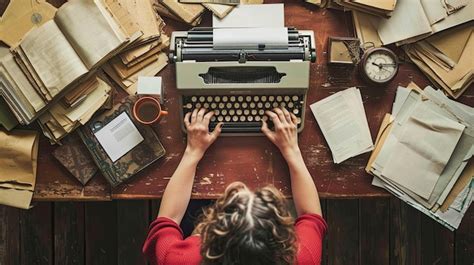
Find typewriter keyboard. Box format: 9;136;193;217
182;94;305;133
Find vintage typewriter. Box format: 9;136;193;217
170;27;316;135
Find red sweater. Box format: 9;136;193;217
143;213;327;265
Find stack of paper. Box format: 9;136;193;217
0;0;140;125
152;0;263;24
38;75;112;144
334;0;396;18
403;25;473;99
310;87;374;164
373;0;472;45
103;0;170;95
367;83;473;230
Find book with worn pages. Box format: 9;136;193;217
78;96;166;187
0;0;141;125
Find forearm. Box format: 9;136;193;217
158;149;201;224
285;149;322;217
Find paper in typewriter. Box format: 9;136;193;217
310;87;374;164
212;4;287;49
212;4;284;28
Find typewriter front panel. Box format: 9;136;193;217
177;61;310;135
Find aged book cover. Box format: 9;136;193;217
78;96;166;187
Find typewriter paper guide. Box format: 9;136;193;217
213;28;289;49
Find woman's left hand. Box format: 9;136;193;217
184;108;223;159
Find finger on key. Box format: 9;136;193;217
197;108;206;121
191;108;199;123
273;108;287;124
265;110;282;128
184;112;191;129
290;113;298;125
203;111;214;126
281;107;292;124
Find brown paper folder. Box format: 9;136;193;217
0;129;39;209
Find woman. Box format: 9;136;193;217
143;107;327;265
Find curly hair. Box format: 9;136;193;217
194;182;297;265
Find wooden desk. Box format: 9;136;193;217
32;1;473;201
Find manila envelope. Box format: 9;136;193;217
0;0;56;47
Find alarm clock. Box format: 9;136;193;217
359;47;399;86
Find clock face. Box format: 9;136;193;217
363;49;398;84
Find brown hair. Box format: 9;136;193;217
194;182;296;265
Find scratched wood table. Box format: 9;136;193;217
33;0;473;201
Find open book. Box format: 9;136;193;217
2;0;140;124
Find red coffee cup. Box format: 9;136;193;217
132;96;168;125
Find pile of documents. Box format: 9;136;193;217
38;75;113;144
403;25;473;99
310;87;374;164
334;0;396;18
0;0;140;125
103;0;170;95
367;83;473;230
152;0;263;25
352;0;473;46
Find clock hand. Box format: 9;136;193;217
372;62;396;68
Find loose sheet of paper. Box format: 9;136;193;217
310;87;374;164
212;4;284;28
213;28;288;49
94;112;144;162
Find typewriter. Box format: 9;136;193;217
170;27;316;135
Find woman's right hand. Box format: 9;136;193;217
261;107;301;159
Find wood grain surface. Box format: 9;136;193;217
7;0;470;200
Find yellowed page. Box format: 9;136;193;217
20;20;88;98
54;0;128;69
0;47;45;112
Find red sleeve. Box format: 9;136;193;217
142;217;185;265
295;213;328;265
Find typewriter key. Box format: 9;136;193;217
221;109;227;115
229;109;235;115
268;96;275;101
276;96;282;102
242;102;248;108
246;96;252;102
199;96;205;102
215;96;221;102
240;116;246;122
191;96;197;102
292;95;299;101
284;96;290;101
222;96;228;102
238;96;244;102
230;96;236;102
225;116;231;122
251;109;257;115
243;109;250;115
261;95;267;101
236;109;243;115
232;116;239;122
207;96;213;102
